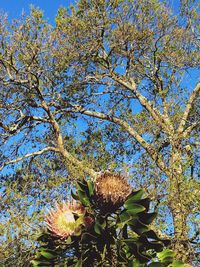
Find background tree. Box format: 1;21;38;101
0;0;199;265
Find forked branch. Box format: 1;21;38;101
68;105;169;174
178;82;200;133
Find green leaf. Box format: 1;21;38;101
94;220;103;234
76;181;88;192
75;258;82;267
139;212;157;225
77;190;90;206
170;261;185;267
119;210;132;223
124;195;149;211
87;179;94;196
77;189;86;199
138;235;163;251
127;260;142;267
129;219;149;234
101;244;107;260
125;204;146;214
137;198;150;211
66;236;72;244
148;263;164;267
145;230;160;240
157;249;175;262
126;190;144;202
39;249;57;260
31;260;52;266
123;237;138;244
71;190;79;200
82;197;91;206
123;213;139;225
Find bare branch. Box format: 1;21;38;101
0;147;56;171
0;121;9;132
183;121;200;138
178;82;200;133
190;141;200;147
0;115;50;135
109;72;173;133
32;85;97;178
69;105;169;174
97;49;171;133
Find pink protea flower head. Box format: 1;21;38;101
94;171;132;213
46;200;85;239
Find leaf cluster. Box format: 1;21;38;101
31;179;183;266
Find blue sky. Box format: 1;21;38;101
0;0;183;22
0;0;74;22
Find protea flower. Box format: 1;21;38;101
94;171;131;213
46;201;86;239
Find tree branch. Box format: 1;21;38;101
109;72;172;133
33;85;97;178
0;79;97;178
0;147;56;171
97;51;170;133
0;115;50;134
178;82;200;133
183;121;200;138
69;105;169;174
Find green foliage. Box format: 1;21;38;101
0;0;199;265
31;179;180;267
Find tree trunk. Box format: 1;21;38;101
169;144;191;264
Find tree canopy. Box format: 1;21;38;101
0;0;199;265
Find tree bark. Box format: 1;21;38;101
169;142;191;263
